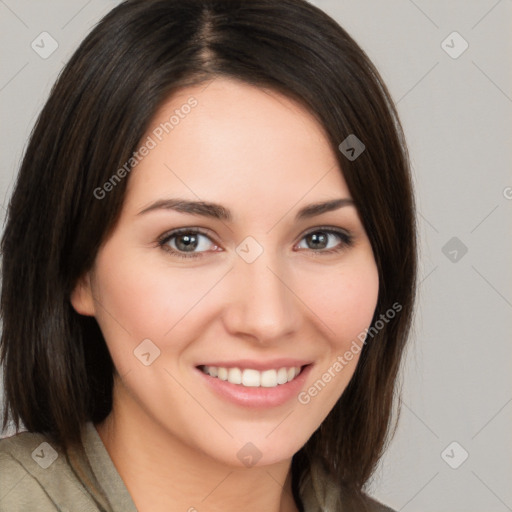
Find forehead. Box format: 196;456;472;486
125;77;350;211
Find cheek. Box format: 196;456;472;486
305;256;379;349
291;256;379;421
90;246;226;367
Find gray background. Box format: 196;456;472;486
0;1;511;510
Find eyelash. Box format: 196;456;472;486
157;226;354;260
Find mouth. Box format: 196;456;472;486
195;361;313;408
197;364;305;388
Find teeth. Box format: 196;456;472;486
277;367;288;385
201;365;302;388
242;369;260;387
228;367;242;385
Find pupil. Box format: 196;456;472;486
176;234;197;251
309;232;327;249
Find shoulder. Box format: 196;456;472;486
0;431;60;511
0;429;61;473
363;493;397;512
0;430;99;512
300;458;397;512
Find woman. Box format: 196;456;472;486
0;0;416;510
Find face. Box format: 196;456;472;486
72;77;379;467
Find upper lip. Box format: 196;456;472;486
196;359;313;371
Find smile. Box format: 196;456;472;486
198;365;303;388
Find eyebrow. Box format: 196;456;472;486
137;197;354;221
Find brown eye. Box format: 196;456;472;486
159;229;219;259
174;233;200;252
296;228;353;253
305;232;329;250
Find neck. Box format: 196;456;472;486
95;385;299;512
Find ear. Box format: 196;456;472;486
70;273;96;316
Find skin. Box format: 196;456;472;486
71;77;379;512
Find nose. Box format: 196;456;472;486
221;250;303;345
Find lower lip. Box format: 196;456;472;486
196;365;313;408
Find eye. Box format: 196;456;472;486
296;227;353;254
157;226;353;260
158;228;219;259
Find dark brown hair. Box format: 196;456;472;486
1;0;416;508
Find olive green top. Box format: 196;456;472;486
0;422;136;512
0;423;395;511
